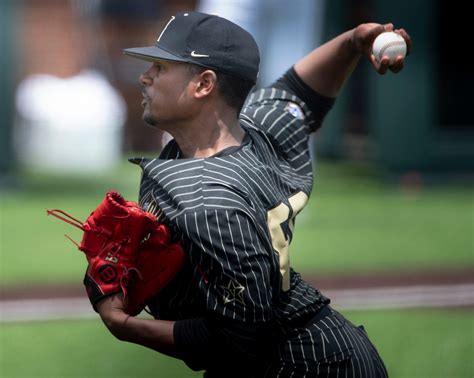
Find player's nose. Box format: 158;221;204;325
139;66;153;86
139;72;152;86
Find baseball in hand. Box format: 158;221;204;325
372;31;407;65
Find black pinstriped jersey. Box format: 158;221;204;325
130;81;331;327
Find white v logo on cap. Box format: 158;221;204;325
191;51;210;58
157;16;175;42
125;11;260;81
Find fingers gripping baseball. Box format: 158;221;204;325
352;22;411;75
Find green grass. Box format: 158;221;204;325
0;160;473;286
343;309;474;378
0;318;199;378
0;309;472;378
291;162;474;274
293;192;474;274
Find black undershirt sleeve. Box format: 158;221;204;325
273;66;336;132
174;318;211;371
174;317;278;374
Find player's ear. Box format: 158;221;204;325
193;70;217;99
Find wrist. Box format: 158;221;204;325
96;294;129;334
347;28;363;56
99;308;132;341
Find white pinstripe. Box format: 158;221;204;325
131;85;386;376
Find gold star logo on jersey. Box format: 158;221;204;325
222;279;245;305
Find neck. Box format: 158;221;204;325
169;106;244;158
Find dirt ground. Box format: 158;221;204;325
2;268;473;301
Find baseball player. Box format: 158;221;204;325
96;11;411;377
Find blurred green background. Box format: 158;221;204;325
1;0;473;377
1;310;472;378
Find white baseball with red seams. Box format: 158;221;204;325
372;31;407;65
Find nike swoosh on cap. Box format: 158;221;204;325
190;51;210;58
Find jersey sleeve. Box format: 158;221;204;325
173;207;282;372
174;207;279;324
240;68;334;169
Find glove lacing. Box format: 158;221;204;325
47;208;144;297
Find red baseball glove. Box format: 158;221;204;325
124;224;186;316
47;191;186;315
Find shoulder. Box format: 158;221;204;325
239;86;317;143
242;87;313;123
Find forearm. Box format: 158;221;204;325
294;29;360;98
97;294;180;359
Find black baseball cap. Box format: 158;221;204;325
123;11;260;82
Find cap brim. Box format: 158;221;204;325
123;45;188;63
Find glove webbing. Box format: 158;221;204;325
47;208;144;298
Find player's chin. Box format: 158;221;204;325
143;112;159;128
